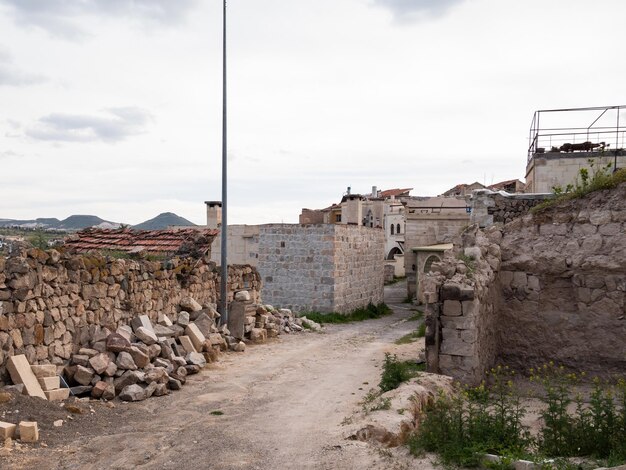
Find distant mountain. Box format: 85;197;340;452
133;212;197;230
0;217;60;228
56;215;115;230
0;215;117;231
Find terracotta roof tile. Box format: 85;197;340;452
379;188;413;198
64;228;218;256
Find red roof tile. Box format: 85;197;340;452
379;188;413;198
63;228;218;256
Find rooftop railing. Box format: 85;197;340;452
527;105;625;162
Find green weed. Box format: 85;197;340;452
299;303;392;324
379;353;425;392
532;164;626;214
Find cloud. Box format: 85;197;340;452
371;0;466;22
26;107;153;143
0;150;16;158
0;48;45;86
0;0;197;39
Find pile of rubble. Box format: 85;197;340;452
2;291;318;403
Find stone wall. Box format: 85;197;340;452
0;248;261;379
258;224;384;313
470;190;552;227
210;225;260;267
423;182;626;383
332;225;385;312
496;183;626;374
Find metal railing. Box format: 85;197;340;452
527;105;625;162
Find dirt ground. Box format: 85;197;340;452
1;281;439;470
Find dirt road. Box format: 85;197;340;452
3;282;432;469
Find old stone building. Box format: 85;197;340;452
404;196;470;299
299;186;412;277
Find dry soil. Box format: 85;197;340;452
1;281;438;469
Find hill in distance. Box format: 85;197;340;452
133;212;197;230
57;215;117;230
0;215;117;230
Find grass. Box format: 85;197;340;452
395;330;422;345
385;275;406;286
407;310;424;322
379;353;425;392
300;302;392;324
407;364;626;468
210;410;224;416
532;164;626;214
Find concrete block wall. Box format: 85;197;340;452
333;225;384;312
525;151;622;193
258;224;384;313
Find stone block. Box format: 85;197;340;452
462;299;479;317
443;300;462;317
18;421;39;442
89;353;110;375
527;275;540;291
228;302;246;340
158;313;173;327
180;296;202;312
0;421;17;439
131;315;154;334
440;283;461;300
440;338;474;357
7;355;46;399
135;326;158;345
44;388;70;401
511;272;527;289
74;365;95;386
116;351;138;370
234;290;251;301
185;323;206;351
178;336;197;354
250;328;267;343
440;315;475;330
106;333;131;353
38;376;60;391
30;364;57;378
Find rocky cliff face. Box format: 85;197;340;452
423;182;626;382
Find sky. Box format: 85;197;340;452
0;0;624;225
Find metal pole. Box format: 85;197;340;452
220;0;229;324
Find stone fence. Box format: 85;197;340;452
470;190;552;227
0;247;261;380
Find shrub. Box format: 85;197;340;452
379;353;424;392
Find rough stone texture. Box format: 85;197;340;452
258;224;384;313
119;384;146;402
135;327;158;345
424;183;626;383
471;189;553;228
0;251;260;378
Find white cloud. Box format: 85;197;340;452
0;47;45;86
371;0;466;21
25;108;153;143
0;0;197;39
